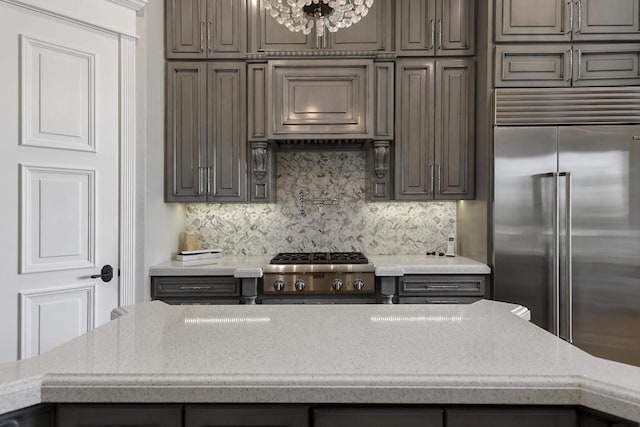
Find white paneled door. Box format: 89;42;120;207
0;2;120;361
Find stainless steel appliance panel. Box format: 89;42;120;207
493;127;559;331
558;125;640;366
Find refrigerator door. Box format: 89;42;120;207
494;127;559;331
559;126;640;367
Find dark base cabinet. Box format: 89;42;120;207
186;405;309;427
314;407;443;427
57;404;182;427
0;404;55;427
1;404;636;427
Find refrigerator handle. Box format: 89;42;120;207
552;172;560;337
560;171;574;343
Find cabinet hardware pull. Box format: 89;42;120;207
429;19;435;50
430;300;458;304
180;286;213;291
437;164;442;194
200;22;205;52
567;0;573;34
576;49;582;81
568;47;574;82
208;21;213;52
427;285;460;289
576;0;582;33
437;19;442;50
633;136;640;140
198;166;205;195
430;164;435;195
207;166;212;195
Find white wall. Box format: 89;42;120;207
138;0;183;302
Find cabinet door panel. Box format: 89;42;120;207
58;404;182;427
575;0;640;41
330;1;391;50
0;404;54;427
314;407;443;427
447;407;577;427
395;59;436;200
186;405;309;427
166;63;207;202
435;59;474;199
495;45;573;87
439;0;475;56
574;44;640;86
207;63;247;202
206;0;246;55
495;0;572;42
397;0;437;54
252;0;313;51
166;0;207;59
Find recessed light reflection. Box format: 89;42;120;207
370;315;463;323
184;316;271;325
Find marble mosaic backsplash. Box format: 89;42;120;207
185;151;456;256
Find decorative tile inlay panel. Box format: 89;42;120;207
186;151;456;256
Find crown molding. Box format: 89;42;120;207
108;0;148;12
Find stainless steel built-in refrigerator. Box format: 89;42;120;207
494;125;640;367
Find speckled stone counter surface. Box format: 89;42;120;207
149;255;490;277
1;300;640;421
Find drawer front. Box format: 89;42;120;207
399;275;486;296
574;44;640;86
151;277;240;298
399;296;482;304
495;45;572;87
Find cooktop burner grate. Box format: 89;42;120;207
270;252;369;265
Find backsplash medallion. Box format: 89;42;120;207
185;151;456;256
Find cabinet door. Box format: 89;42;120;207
329;1;391;51
205;0;246;56
495;0;572;42
0;404;54;427
314;407;443;427
185;405;309;427
166;62;207;202
207;62;247;202
438;0;475;56
397;0;437;55
573;44;640;86
435;59;474;199
166;0;207;59
446;407;577;427
58;404;182;427
250;0;314;51
395;59;436;200
574;0;640;41
495;45;573;87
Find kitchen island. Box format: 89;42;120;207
1;300;640;425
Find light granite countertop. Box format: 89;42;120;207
149;255;491;278
1;300;639;422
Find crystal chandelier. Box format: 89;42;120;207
264;0;375;48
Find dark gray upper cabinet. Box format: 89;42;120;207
249;0;390;52
496;0;640;42
166;0;246;59
395;58;475;201
396;0;476;56
495;44;640;87
166;62;247;203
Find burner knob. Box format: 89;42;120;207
332;279;343;291
273;280;285;292
294;280;306;292
353;279;365;291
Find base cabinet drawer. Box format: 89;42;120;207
446;407;577;427
58;404;182;427
399;296;482;304
151;276;240;301
399;275;487;297
314;407;443;427
0;404;54;427
185;405;309;427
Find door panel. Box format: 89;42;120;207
397;0;437;54
495;0;572;42
495;45;573;88
330;1;390;51
575;0;640;41
558;125;640;367
0;3;120;362
166;0;207;58
439;0;475;56
494;127;558;331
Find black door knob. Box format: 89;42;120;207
91;265;114;283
